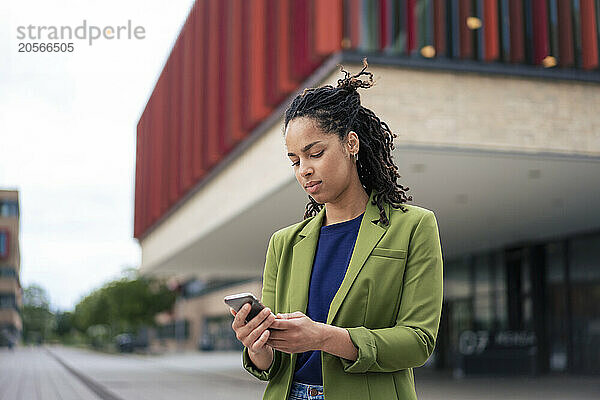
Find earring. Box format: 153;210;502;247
354;152;358;162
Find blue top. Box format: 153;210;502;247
293;211;364;385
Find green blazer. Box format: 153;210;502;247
242;188;443;400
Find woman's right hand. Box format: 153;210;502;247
230;303;276;356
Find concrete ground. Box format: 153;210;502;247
0;345;598;399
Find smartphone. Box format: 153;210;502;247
224;292;273;323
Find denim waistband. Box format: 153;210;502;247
290;380;324;399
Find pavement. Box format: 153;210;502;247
0;345;599;399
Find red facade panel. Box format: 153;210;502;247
484;0;500;61
557;0;575;67
169;42;183;204
580;0;599;70
192;0;208;181
407;0;417;55
532;0;549;65
459;0;473;59
133;0;600;239
134;115;143;237
291;0;313;80
160;65;171;217
248;0;273;131
265;0;281;107
378;0;388;50
434;0;447;57
228;0;246;145
205;0;222;170
278;0;299;93
348;0;361;49
217;0;234;156
140;108;150;235
315;0;343;55
509;0;525;63
181;11;196;193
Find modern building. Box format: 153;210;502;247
0;190;22;347
134;1;600;376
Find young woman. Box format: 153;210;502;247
230;59;443;400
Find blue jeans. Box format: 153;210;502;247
289;381;325;400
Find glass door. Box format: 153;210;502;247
568;233;600;374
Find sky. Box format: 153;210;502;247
0;0;196;311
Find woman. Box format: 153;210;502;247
230;58;443;400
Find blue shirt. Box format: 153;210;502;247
293;211;364;385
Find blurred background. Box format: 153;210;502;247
1;0;599;399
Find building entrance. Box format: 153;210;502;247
439;232;600;376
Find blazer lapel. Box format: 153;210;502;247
288;205;326;314
327;189;389;324
287;188;390;323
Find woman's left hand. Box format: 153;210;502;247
266;311;325;354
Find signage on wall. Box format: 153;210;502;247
459;330;537;355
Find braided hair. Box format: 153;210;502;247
284;57;412;226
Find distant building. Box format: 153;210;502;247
134;2;600;376
0;189;22;347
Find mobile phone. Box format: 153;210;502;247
224;292;273;323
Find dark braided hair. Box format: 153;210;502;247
284;57;412;226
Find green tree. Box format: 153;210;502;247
54;310;73;337
72;272;176;338
22;284;54;344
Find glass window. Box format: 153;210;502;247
492;251;508;330
444;256;471;300
520;248;534;332
0;267;16;278
0;293;16;309
474;254;493;330
0;201;18;217
0;232;8;258
474;254;491;294
570;233;600;281
545;241;568;371
568;233;600;374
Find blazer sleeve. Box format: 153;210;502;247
242;232;283;380
340;211;444;373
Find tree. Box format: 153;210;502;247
54;310;73;337
72;273;176;338
22;284;54;344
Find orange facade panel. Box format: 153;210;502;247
580;0;599;70
277;0;299;93
181;12;196;193
192;0;208;182
484;0;500;61
248;0;273;131
227;0;246;145
315;0;343;56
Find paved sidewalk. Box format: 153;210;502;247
414;368;600;400
1;345;599;399
0;346;102;400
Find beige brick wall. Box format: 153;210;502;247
0;279;19;293
151;279;263;352
0;309;21;331
336;65;600;156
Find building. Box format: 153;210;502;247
134;1;600;375
0;190;22;347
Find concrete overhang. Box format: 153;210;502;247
138;64;600;280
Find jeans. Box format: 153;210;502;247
289;380;325;400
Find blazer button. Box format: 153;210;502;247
309;388;318;396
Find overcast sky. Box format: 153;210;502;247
0;0;196;310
